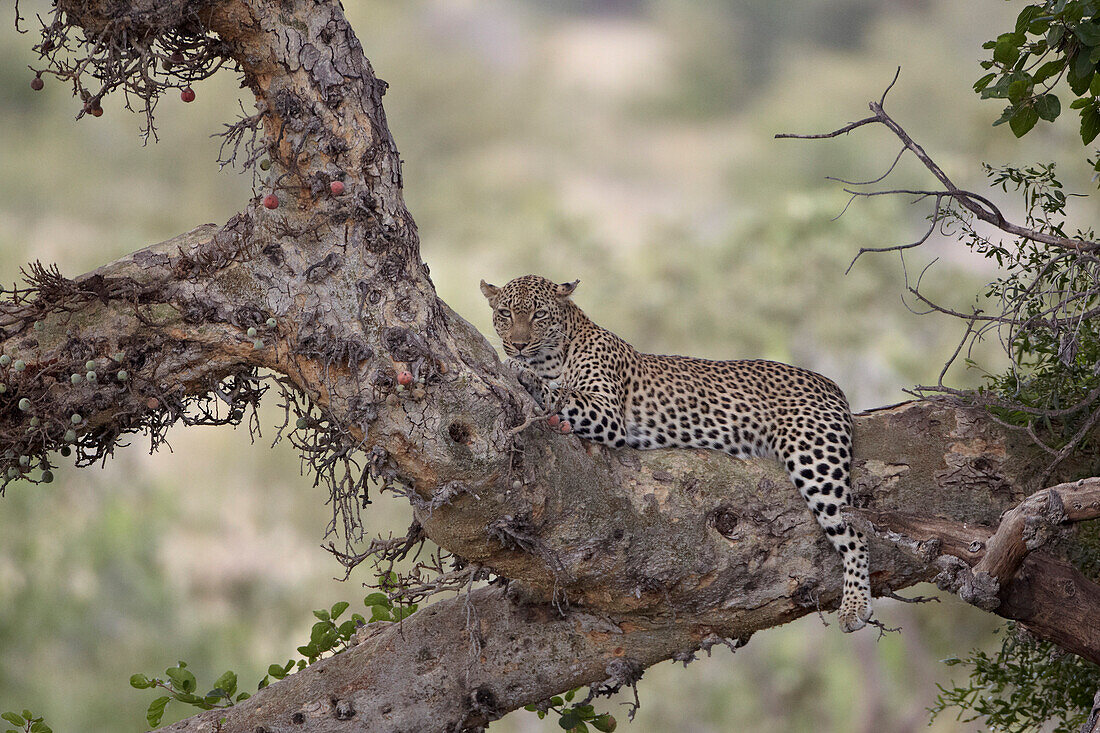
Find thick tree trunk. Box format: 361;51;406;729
6;1;1100;732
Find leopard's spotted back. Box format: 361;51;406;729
481;274;872;631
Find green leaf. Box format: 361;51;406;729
1073;51;1096;84
1070;97;1092;109
130;673;153;689
330;601;350;620
1073;20;1100;46
236;692;251;702
559;713;581;730
313;609;330;622
363;593;390;607
1035;93;1061;121
369;605;391;622
1081;105;1100;144
172;692;205;706
1010;104;1040;137
1007;78;1031;103
166;667;197;694
1014;5;1044;34
592;714;617;732
973;73;996;92
19;714;31;725
268;664;288;680
991;104;1015;126
550;697;564;707
212;671;237;697
1032;58;1065;83
146;696;171;728
994;38;1021;66
1091;72;1100;96
29;722;51;733
0;714;23;727
564;689;576;702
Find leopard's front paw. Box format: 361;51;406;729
506;359;545;405
546;414;572;434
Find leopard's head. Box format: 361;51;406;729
480;275;579;362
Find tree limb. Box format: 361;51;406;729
776;68;1099;253
974;478;1100;584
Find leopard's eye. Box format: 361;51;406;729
534;309;548;318
498;308;511;318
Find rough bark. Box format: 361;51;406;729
6;1;1100;732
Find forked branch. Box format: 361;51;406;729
776;69;1100;256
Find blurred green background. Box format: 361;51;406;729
0;1;1095;731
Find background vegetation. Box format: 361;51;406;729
0;1;1097;730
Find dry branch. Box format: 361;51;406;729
974;477;1100;585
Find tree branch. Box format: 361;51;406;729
974;478;1100;585
777;75;1100;253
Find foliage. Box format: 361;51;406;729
132;587;417;728
1;710;50;733
929;160;1100;730
976;1;1100;178
932;624;1100;733
932;522;1100;731
525;688;617;733
922;5;1100;723
945;162;1100;454
128;579;617;731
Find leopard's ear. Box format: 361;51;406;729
480;280;501;305
555;279;580;298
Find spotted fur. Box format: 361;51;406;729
481;274;872;631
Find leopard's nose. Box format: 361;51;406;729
512;341;529;351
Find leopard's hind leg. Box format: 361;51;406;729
778;424;871;632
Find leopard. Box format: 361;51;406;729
481;274;872;632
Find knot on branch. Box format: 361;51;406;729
1019;488;1069;553
178;214;256;275
698;632;749;656
418;477;475;510
707;504;740;539
466;686;500;720
603;657;643;688
934;555;1001;611
486;514;540;554
1022;513;1063;552
295;311;374;369
332;698;355;720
